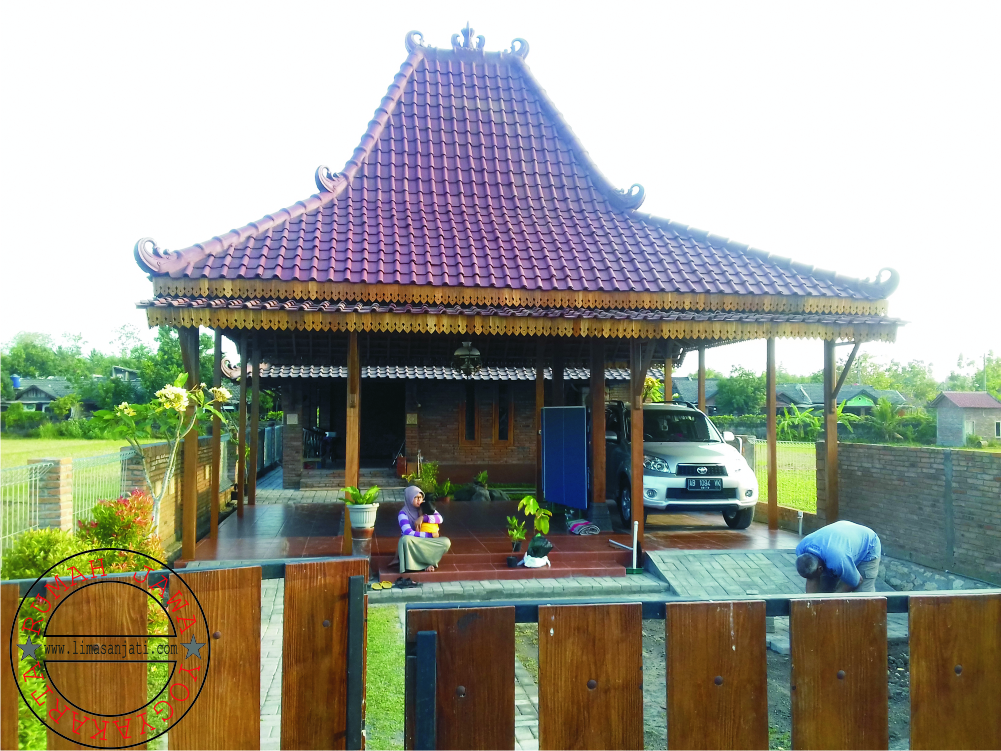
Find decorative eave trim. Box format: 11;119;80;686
149;277;888;316
144;307;898;344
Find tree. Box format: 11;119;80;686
135;327;214;402
49;393;81;418
777;405;821;441
864;397;903;442
714;366;766;415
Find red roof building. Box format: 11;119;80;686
135;26;902;553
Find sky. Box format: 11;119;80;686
1;2;998;380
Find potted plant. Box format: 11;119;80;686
518;495;555;565
439;479;454;503
506;515;526;552
342;485;381;529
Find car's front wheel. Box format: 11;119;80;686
619;482;632;526
722;507;754;530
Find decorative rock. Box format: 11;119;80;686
470;486;492;503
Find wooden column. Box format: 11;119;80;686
766;337;778;531
697;344;706;412
248;343;261;506
629;341;646;548
179;326;200;561
663;348;673;402
535;340;546;499
343;332;360;555
590;340;606;510
824;338;839;522
210;329;222;540
237;332;248;517
552;338;565;407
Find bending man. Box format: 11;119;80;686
795;520;881;593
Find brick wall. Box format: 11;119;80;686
816;441;1001;584
937;405;1001;446
124;436;233;549
283;409;303;489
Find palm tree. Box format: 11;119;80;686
865;398;903;442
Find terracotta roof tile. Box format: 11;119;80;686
931;392;1001;409
135;30;897;302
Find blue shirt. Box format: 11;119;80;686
796;521;881;588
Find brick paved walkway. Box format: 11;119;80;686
255;469;408;505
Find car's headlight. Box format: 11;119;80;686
643;455;672;474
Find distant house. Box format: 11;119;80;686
5;377;82;413
774;383;908;416
929;391;1001;446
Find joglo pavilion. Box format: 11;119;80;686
134;25;901;562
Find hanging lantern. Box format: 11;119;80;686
452;341;482;378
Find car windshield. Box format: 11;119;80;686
643;410;719;442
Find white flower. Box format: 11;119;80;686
210;386;232;403
115;402;137;417
155;385;190;413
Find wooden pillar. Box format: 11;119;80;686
343;332;360;555
210;329;222;540
535;341;546;499
590;340;606;510
766;337;778;531
237;332;248;516
663;348;673;402
629;341;646;548
248;343;261;506
179;326;200;561
697;344;706;412
824;339;839;522
552;338;565;407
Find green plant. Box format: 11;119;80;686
506;515;527;542
439;479;453;498
834;401;860;434
75;490;166;573
93;373;232;531
265;410;283;421
49;392;81;418
864;397;903;442
342;485;381;505
517;495;552;535
0;528;88;580
965;433;984;448
404;461;452;498
3;402;49;432
777;405;821;441
642;376;664;403
474;469;489;487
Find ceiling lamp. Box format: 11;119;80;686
452;341;482;378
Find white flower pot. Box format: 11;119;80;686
347;503;379;529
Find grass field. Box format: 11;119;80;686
367;605;405;750
0;438;157;469
752;441;818;514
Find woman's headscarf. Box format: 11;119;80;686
403;485;424;530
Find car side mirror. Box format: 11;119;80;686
605;431;618;442
723;431;735;442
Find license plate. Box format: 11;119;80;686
686;478;723;491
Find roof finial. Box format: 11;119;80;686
509;38;530;58
404;30;424;53
452;23;485;51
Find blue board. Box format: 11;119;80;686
541;406;588;510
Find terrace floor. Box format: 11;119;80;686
182;469;800;582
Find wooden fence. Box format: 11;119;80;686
405;592;1001;751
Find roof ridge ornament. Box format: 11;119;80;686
861;267;900;297
508;38;529;58
315;165;342;193
615;184;646;211
134;237;172;274
404;30;425;53
452;23;485;51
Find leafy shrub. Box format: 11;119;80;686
965;433;984;448
342;486;381;505
474;470;489;487
404;461;451;498
3;403;49;433
75;490;166;574
1;528;88;580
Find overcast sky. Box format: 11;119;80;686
1;2;997;379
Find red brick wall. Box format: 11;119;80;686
816;441;1001;584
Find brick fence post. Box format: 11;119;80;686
30;458;73;531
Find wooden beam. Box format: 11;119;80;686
179;326;200;561
535;340;545;501
698;344;707;412
552;338;565;407
237;332;248;517
210;329;222;540
590;340;606;511
343;332;360;555
630;340;646;549
663;347;673;402
824;339;839;522
248;343;261;506
766;337;778;531
833;340;861;401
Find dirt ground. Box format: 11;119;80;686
513;621;912;750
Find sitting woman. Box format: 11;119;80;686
397;486;451;572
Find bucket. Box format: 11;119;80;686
348;503;380;529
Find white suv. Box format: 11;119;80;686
605;402;759;529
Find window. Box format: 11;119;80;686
459;381;479;445
494;382;514;444
996;421;1000;438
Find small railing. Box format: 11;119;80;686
0;462;52;549
71;449;137;526
303;427;323;459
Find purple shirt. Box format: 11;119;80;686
398;508;442;538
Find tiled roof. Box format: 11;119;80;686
930;392;1001;409
775;383;908;406
140;295;900;328
134;28;898;303
14;378;77;401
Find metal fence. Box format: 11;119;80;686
71;450;138;526
749;438;817;513
0;462;52;549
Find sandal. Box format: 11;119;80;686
393;577;421;589
379;581;393;589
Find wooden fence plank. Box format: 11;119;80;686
538;603;643;751
2;584;21;751
169;566;261;750
281;559;368;750
666;600;768;750
45;580;148;749
790;597;888;750
405;607;515;750
910;593;1001;750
